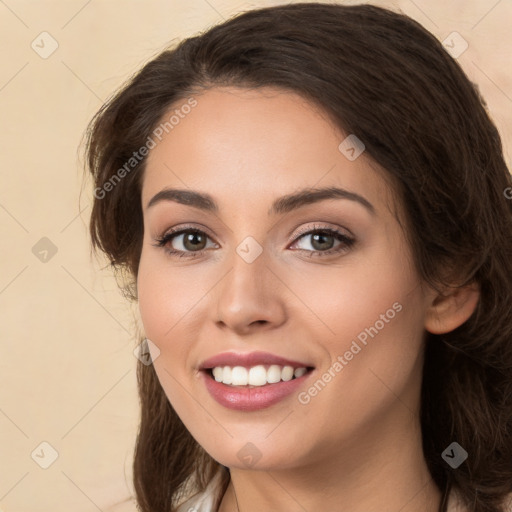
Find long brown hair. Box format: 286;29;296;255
84;3;512;511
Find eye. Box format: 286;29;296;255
289;224;355;257
153;226;218;258
153;223;355;259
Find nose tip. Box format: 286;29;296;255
215;302;274;334
213;257;287;334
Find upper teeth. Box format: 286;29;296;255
212;365;308;386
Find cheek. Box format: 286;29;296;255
289;240;426;410
137;247;210;341
136;248;218;407
136;255;202;417
288;240;422;345
287;278;424;453
137;262;170;342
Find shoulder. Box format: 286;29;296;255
100;470;226;512
175;470;225;512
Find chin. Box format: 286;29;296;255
200;438;305;471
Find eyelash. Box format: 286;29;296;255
152;223;355;259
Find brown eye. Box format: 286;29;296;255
309;232;336;251
154;228;218;258
290;225;355;257
179;231;208;251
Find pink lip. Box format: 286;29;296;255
201;369;314;411
199;350;313;370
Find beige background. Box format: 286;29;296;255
0;1;510;511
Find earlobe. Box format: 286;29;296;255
424;281;480;335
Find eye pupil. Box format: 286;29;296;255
311;232;334;251
184;232;206;251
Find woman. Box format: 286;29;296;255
85;3;512;512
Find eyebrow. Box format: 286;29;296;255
146;186;376;216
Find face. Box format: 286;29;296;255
137;87;433;471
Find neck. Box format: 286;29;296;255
218;406;442;512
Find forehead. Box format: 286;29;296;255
142;86;393;216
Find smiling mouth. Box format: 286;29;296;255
204;364;315;387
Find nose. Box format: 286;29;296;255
213;247;287;335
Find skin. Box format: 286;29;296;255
137;87;479;512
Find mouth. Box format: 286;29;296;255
198;351;316;410
201;363;316;411
202;364;315;388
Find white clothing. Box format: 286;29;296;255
175;469;512;512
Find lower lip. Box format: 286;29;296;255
201;370;314;411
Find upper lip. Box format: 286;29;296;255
199;351;314;370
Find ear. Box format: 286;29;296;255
424;281;480;335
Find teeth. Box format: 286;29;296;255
212;367;223;382
294;367;307;378
210;364;309;386
267;364;281;384
248;365;267;386
282;366;294;381
223;366;232;385
231;366;248;386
